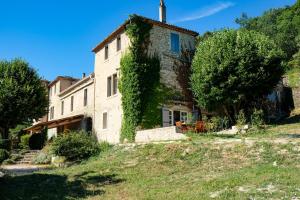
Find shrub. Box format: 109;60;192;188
51;131;100;161
20;134;31;149
99;142;112;152
203;116;230;132
33;144;52;164
0;139;11;150
33;152;51;165
251;109;265;128
0;149;9;164
29;131;47;150
236;110;247;127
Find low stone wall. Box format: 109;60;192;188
135;126;187;143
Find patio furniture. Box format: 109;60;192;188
175;121;188;133
195;121;206;133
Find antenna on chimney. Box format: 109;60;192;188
159;0;167;23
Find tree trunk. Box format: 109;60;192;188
0;126;9;140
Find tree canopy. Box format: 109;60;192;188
0;59;48;139
236;1;300;67
191;29;284;120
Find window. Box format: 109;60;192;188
71;96;74;112
49;88;52;97
50;106;54;120
84;89;88;106
107;76;112;97
180;112;188;123
103;112;108;129
54;84;56;94
168;110;173;126
61;101;64;115
171;33;180;53
117;36;121;51
105;45;109;60
113;73;118;95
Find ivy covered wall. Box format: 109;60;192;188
119;15;163;142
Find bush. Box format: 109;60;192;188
99;142;112;152
251;109;265;128
203;116;230;132
20;134;31;149
236;110;247;127
0;139;11;150
33;144;52;164
0;149;9;164
51;131;100;161
29;131;47;150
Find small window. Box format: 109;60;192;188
105;45;109;60
54;84;56;94
61;101;64;115
117;36;121;51
49;88;52;97
113;74;118;95
50;106;54;120
84;89;88;106
71;96;74;112
107;76;112;97
180;112;188;123
103;112;108;129
171;33;180;53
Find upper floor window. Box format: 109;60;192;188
54;84;56;94
49;88;52;97
171;33;180;53
107;73;118;97
117;36;121;51
105;45;109;60
113;73;118;95
71;96;74;112
61;101;64;115
84;89;88;107
107;76;112;97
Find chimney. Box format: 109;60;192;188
82;73;86;79
159;0;166;23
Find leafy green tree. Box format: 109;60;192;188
191;29;284;121
236;1;300;66
0;59;48;139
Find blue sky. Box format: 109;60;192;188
0;0;296;81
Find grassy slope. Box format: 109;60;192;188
1;123;300;200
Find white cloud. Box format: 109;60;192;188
171;1;235;23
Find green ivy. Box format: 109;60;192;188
119;15;163;142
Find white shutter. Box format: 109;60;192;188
162;108;170;127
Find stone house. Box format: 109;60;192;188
26;0;199;143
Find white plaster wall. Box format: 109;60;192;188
94;31;130;144
59;80;94;119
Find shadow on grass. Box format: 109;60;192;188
0;171;124;200
278;114;300;125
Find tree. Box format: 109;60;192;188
191;29;284;121
0;59;48;139
236;1;300;66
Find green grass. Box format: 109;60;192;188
1;123;300;199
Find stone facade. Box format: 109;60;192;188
93;20;197;143
36;17;198;144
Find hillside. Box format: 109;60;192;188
1;121;300;199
